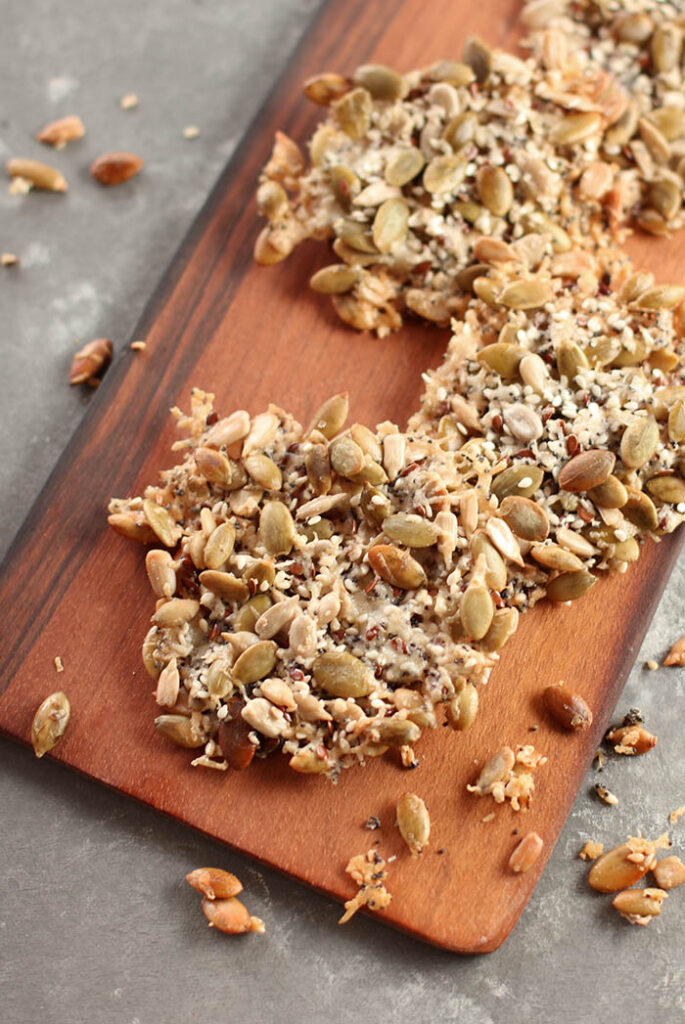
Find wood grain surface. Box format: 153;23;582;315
1;0;683;953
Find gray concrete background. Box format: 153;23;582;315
1;2;685;1022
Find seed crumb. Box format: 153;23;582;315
54;656;64;673
8;177;32;195
669;806;685;826
1;252;19;266
339;848;391;924
364;815;381;831
120;93;138;110
130;340;147;351
400;744;418;769
593;750;606;772
664;636;685;666
183;125;200;139
481;812;495;823
594;783;619;806
645;659;659;671
579;840;604;861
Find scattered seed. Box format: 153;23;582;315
509;832;543;873
396;792;430;857
90;151;143;186
6;157;67;192
30;692;70;758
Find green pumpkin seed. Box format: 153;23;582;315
456;263;491;293
233;593;272;632
335;218;378;254
623;489;659;531
382;512;439;548
476;165;514;216
31;691;71;758
385;147;425;187
604;101;639;149
397;792;430;856
360;486;394;526
620;416;660;469
444;111;478;150
498;279;553;310
491;463;544;501
639;117;671;163
204;521;236;569
332;87;373;139
473;277;501;306
313;651;372;698
461;580;494;640
353;63;405;101
427;59;474;86
377;718;421;746
531;543;584;573
153;598;200;627
587;475;628;509
482;606;519;652
259;501;295;555
646;475;685;504
307;391;349;438
232;640;277;685
329;165;361;207
243;453;282;491
477;342;527;378
586;335;622;368
546;570;597;602
651;23;682;73
668;399;685;442
372;197;410;252
242;559;276;588
305;444;332;494
463;35;492;83
649;106;685;141
423;153;467;194
648;348;679;372
352;459;388;486
310;263;359;296
550;111;602;145
636;209;670;237
453;200;486;226
610;336;649;367
557;341;590;383
155;714;206;749
499;496;549;541
199;570;249;603
368;544;427;589
520;210;571;252
611;537;640;563
558;449;615;492
634;284;685;310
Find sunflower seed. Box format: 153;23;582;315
612;888;667;926
202;896;264;934
509;832;544;874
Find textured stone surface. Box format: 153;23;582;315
2;3;685;1022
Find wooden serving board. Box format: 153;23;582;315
1;0;683;954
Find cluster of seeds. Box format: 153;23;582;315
585;831;684;927
109;4;685;786
254;10;685;334
186;866;264;935
523;0;685;235
109;389;510;779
